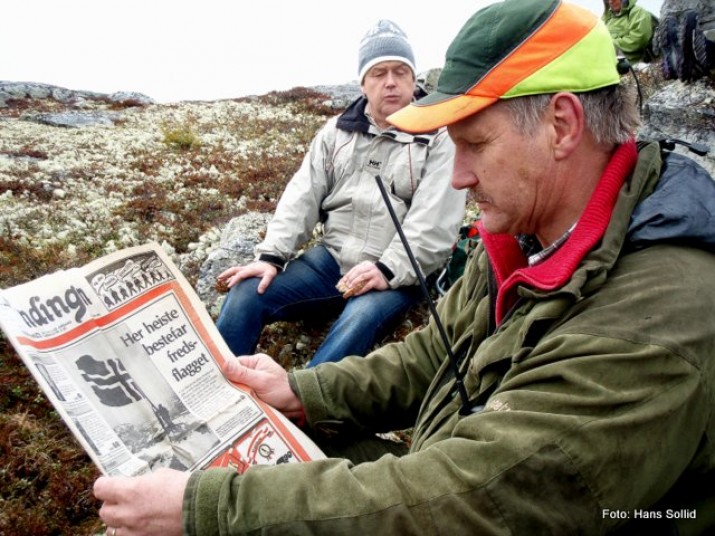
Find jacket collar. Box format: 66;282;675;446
336;91;438;145
479;140;639;325
336;96;372;134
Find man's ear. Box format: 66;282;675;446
549;92;584;160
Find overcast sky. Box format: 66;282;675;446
3;0;663;103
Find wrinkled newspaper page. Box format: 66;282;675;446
0;242;323;476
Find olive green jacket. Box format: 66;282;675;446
185;142;715;535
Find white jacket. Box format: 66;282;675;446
255;97;465;288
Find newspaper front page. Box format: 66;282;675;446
0;242;323;476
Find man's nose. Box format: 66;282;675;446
451;149;476;190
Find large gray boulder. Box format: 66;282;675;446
194;212;272;317
0;81;154;108
417;68;442;93
660;0;714;27
311;83;361;109
26;111;120;128
0;81;100;105
639;79;715;177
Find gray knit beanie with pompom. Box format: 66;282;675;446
358;20;416;82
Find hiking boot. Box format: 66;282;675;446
693;27;715;76
657;14;681;79
679;9;700;81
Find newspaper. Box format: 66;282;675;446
0;242;324;476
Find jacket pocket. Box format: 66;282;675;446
381;143;429;202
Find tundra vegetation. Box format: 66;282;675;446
0;87;368;534
0;64;673;532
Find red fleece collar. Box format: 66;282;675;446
479;140;638;325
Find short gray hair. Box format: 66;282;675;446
501;84;640;147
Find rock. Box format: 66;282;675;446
26;111;119;128
311;83;361;109
0;81;154;108
195;212;272;317
108;91;155;106
417;68;442;93
2;81;147;125
639;78;715;176
0;81;103;107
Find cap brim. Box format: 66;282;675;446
388;91;498;134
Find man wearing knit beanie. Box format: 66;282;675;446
206;18;464;369
351;19;420;134
358;19;416;83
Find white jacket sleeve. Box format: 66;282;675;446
254;120;336;263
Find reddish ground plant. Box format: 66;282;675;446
0;87;346;533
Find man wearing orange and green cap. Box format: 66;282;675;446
94;1;715;534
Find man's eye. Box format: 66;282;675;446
459;141;484;153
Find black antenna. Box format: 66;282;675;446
374;175;472;415
658;138;710;157
616;56;643;114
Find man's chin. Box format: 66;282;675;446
478;213;510;236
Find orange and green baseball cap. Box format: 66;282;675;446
388;0;620;133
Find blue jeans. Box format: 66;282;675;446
215;246;421;367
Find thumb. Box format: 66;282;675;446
93;476;111;501
93;475;125;502
223;359;263;388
